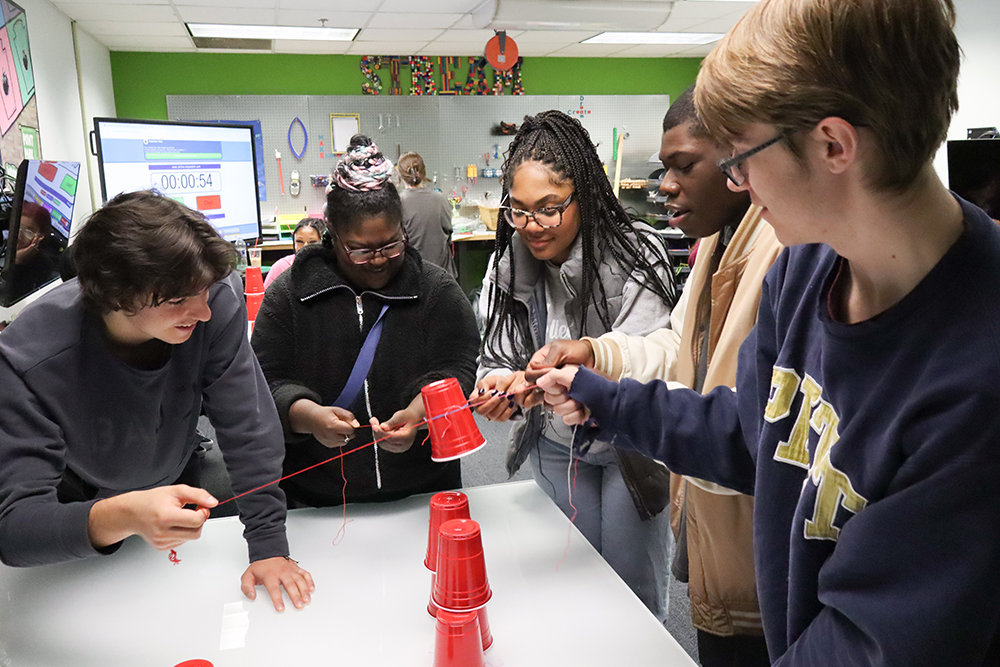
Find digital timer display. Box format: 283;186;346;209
151;170;222;194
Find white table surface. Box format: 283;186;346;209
0;481;696;667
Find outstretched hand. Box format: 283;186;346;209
524;339;595;383
88;484;218;551
471;371;541;422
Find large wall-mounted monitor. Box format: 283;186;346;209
0;160;80;307
93;118;261;243
947;138;1000;220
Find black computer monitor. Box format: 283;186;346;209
0;160;80;307
92;117;262;243
947;138;1000;219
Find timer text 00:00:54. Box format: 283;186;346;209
150;171;222;194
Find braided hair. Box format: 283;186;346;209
324;134;402;243
483;110;678;370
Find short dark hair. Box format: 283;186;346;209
663;85;711;140
325;134;402;236
293;217;324;237
74;190;235;314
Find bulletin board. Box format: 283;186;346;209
167;94;670;221
0;0;39;177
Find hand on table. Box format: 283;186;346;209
524;339;595;383
241;556;315;612
536;365;592;426
88;484;217;551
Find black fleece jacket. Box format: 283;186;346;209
251;244;480;506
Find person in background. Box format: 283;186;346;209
473;110;678;621
538;0;1000;663
263;217;324;289
527;85;781;667
397;151;456;277
252;135;479;508
9;202;60;301
0;190;313;613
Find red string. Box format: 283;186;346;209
214;385;540;508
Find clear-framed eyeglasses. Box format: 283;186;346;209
336;236;406;264
500;192;574;229
716;134;784;187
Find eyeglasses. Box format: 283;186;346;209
500;192;574;229
716;135;785;187
17;227;40;243
336;235;406;265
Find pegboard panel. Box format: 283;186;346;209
168;94;669;220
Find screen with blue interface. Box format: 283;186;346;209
94;118;261;242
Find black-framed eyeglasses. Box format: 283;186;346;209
500;192;574;229
716;135;784;187
336;234;406;265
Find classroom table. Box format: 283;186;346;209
0;481;696;667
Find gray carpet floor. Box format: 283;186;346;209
198;413;699;664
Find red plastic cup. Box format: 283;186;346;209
425;491;471;571
434;610;484;667
421;378;486;462
246;292;264;323
478;607;494;651
244;266;264;295
174;661;214;667
428;572;440;617
433;518;492;612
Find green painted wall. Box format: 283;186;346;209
110;52;701;120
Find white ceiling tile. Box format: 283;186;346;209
675;42;720;57
656;17;713;32
55;3;178;23
612;44;704;57
275;9;370;28
75;20;188;37
272;39;352;54
175;6;276;24
682;16;747;32
357;28;444;41
547;43;633;57
416;45;482;56
508;30;600;44
277;0;367;9
434;29;500;43
668;1;757;21
100;34;197;50
512;43;564;56
186;0;276;6
347;41;432;56
377;0;483;12
368;13;463;29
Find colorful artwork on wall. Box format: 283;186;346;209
0;0;37;176
360;55;524;96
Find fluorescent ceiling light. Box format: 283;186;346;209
187;24;358;41
583;31;724;45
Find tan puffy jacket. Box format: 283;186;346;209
588;205;783;636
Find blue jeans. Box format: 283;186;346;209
529;434;671;621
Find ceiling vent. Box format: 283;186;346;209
192;37;272;50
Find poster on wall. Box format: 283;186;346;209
0;0;36;178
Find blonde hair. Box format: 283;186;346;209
397;152;426;186
695;0;960;192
